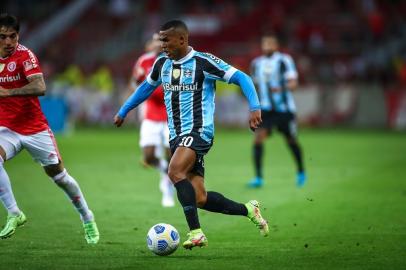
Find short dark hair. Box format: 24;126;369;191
0;13;20;33
160;20;188;33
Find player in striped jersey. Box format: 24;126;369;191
115;20;269;249
247;34;306;188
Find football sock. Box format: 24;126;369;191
202;191;248;216
288;141;304;172
0;156;21;216
159;173;173;197
158;159;168;174
174;179;200;230
253;144;263;178
52;169;94;222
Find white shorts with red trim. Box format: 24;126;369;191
0;126;61;166
139;119;169;149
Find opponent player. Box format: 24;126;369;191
114;20;269;249
129;33;174;207
248;34;306;188
0;14;99;243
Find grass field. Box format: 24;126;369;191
0;128;405;270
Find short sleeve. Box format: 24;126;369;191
199;53;238;83
146;57;166;86
283;54;298;80
132;58;146;83
21;49;42;78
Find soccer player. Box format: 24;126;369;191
0;14;99;243
129;33;174;207
114;20;269;249
247;34;306;188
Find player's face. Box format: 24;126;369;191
159;29;184;60
261;37;278;55
0;26;19;58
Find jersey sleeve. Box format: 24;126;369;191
132;58;147;83
200;53;238;83
282;54;298;80
250;58;259;84
146;57;166;86
21;49;42;78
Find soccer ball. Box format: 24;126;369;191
146;223;180;256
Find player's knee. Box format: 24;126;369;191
167;167;187;183
144;154;157;166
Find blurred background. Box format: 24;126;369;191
5;0;406;132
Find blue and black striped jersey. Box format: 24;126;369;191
251;51;298;113
147;48;238;143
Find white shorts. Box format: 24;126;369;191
0;126;60;166
139;119;170;149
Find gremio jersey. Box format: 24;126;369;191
251;51;298;113
147;48;237;143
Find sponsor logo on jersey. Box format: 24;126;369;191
163;82;198;92
23;60;34;71
172;69;180;79
0;63;4;73
7;62;16;72
0;73;21;83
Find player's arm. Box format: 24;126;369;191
114;80;157;127
0;74;46;97
229;70;262;131
284;55;299;90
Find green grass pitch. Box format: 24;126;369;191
0;128;405;270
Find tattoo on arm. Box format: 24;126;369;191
9;74;46;96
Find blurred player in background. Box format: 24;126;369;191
115;20;269;249
248;34;306;188
128;33;174;207
0;14;99;243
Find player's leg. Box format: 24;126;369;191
248;128;269;188
0;128;26;239
140;120;174;206
158;145;174;207
139;120;168;173
22;129;99;243
159;124;174;207
189;171;269;237
167;146;204;248
279;113;306;187
248;111;272;188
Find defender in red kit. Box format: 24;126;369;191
0;13;99;243
128;33;174;207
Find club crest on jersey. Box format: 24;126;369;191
172;69;181;79
0;63;4;73
183;69;192;78
7;62;16;72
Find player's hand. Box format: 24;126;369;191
249;110;262;132
0;86;10;97
114;114;125;127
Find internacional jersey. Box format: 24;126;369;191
0;44;48;135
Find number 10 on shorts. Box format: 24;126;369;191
179;136;193;147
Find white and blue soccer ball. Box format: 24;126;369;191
146;223;180;256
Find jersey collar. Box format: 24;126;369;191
172;46;195;64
